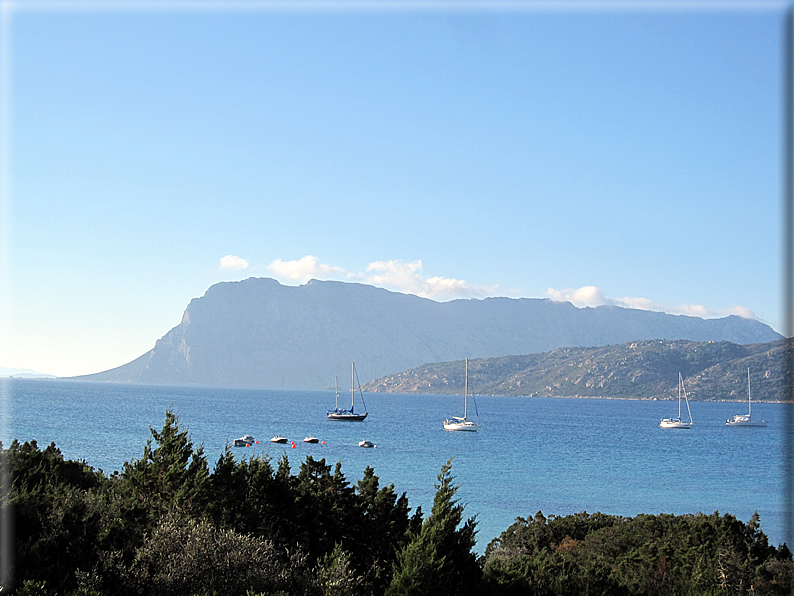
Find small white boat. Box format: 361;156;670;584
270;436;288;443
234;434;256;447
726;368;767;427
303;436;320;443
660;373;693;429
444;358;480;432
358;439;375;448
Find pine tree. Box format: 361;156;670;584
386;458;480;596
121;409;209;516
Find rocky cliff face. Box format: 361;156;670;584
72;277;782;389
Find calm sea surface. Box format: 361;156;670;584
1;379;791;553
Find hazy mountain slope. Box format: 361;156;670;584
0;367;56;379
70;277;782;389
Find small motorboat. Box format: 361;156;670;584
270;436;288;444
234;434;256;447
303;436;319;443
358;439;375;448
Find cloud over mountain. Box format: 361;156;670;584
219;255;249;270
545;286;756;321
267;255;495;299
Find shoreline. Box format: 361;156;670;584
376;391;794;404
6;376;791;403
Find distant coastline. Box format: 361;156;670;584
3;376;791;402
429;391;792;403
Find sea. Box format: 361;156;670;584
1;378;791;554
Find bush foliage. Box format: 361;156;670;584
1;409;792;595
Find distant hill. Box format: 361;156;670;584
0;367;56;379
363;339;790;401
69;277;783;390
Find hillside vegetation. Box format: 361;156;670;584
363;339;791;401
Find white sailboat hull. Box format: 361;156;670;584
660;373;693;429
726;368;767;427
726;415;767;427
443;358;480;432
443;418;480;432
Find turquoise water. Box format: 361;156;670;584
1;379;790;552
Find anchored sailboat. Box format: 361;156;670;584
327;363;368;421
660;373;693;429
726;368;767;427
443;358;480;432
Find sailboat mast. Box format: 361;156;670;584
464;358;468;419
748;367;752;416
678;373;682;419
335;376;339;409
351;362;355;411
684;379;693;424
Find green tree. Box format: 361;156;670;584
204;444;252;530
386;458;480;596
121;408;210;517
354;466;417;593
4;439;109;594
318;542;364;596
481;510;794;596
99;511;287;596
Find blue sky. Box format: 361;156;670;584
0;1;786;377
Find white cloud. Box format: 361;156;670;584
266;255;496;300
268;255;346;283
363;259;497;299
545;285;607;307
545;286;756;320
264;258;754;318
219;255;249;270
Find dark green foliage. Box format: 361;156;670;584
387;459;480;596
205;446;294;543
292;456;358;559
121;408;210;517
1;410;427;595
355;465;419;592
317;542;365;596
99;511;288;596
4;439;111;594
481;510;794;596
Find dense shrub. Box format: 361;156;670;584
100;512;286;596
481;510;794;595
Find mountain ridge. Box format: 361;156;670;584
68;277;782;390
362;338;790;401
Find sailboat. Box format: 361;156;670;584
726;368;767;427
327;363;368;421
659;373;693;429
443;358;480;432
